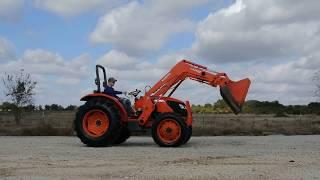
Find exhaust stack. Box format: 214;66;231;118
220;78;251;114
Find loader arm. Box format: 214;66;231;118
146;60;251;114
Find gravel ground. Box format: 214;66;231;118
0;136;320;180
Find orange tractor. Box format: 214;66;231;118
74;60;250;147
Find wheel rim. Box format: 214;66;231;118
82;109;109;138
157;118;181;144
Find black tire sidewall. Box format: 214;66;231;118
183;126;192;144
113;126;131;145
151;113;188;147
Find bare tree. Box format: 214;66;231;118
2;69;37;124
314;70;320;101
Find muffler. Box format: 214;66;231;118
220;78;251;114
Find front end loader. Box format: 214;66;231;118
74;60;250;147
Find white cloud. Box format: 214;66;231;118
0;47;92;105
97;50;136;70
33;0;118;17
1;49;91;82
0;0;24;21
183;0;320;104
95;49;195;83
0;37;16;63
244;54;320;104
68;53;92;75
56;77;81;85
90;0;208;55
23;49;64;64
96;49;191;71
192;0;320;63
156;52;190;69
2;1;320;106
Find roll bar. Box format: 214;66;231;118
95;65;107;93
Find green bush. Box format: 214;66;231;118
192;100;320;115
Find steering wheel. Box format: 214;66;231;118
128;89;141;98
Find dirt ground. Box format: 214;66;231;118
0;136;319;180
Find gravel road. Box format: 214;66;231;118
0;136;319;180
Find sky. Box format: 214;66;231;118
0;0;319;106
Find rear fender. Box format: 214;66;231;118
80;93;128;122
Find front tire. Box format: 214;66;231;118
183;126;192;144
74;99;121;147
152;113;188;147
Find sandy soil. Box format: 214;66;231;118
0;136;320;180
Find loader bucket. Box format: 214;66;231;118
220;78;251;114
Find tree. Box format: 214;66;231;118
50;104;64;111
65;105;77;111
213;99;231;113
44;104;64;111
38;105;43;111
314;70;320;100
45;105;51;111
0;102;15;111
2;70;37;124
23;104;36;111
308;102;320;114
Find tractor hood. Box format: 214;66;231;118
220;78;251;114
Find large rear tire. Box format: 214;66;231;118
152;113;188;147
74;99;121;147
113;126;131;145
